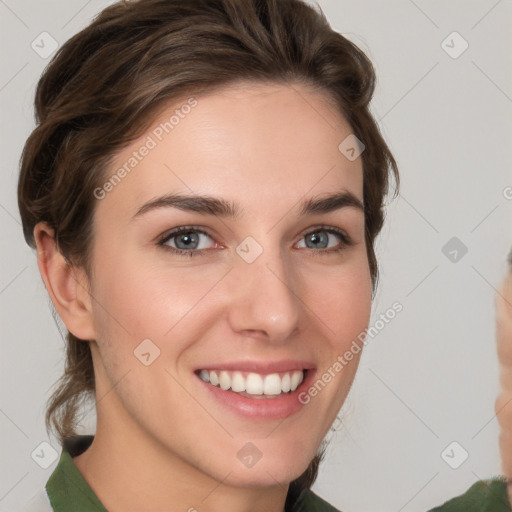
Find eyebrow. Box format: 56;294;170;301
132;190;364;220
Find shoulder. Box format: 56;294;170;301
293;488;342;512
427;477;511;512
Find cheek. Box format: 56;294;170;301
90;248;214;341
301;254;372;345
294;257;371;444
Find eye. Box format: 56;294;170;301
158;226;218;257
296;226;353;253
157;225;353;258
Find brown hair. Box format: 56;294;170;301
17;0;399;507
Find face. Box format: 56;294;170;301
497;263;512;481
86;81;372;487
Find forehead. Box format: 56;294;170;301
96;81;363;221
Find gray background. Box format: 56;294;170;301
1;0;511;510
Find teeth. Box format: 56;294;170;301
246;372;263;395
263;374;282;395
219;370;231;390
231;371;246;392
281;373;291;393
198;369;305;396
209;371;219;386
291;370;302;391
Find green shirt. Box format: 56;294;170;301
427;478;511;512
21;435;512;511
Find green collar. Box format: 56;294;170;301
45;435;107;512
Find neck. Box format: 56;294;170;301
73;399;289;512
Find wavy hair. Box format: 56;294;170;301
17;0;399;508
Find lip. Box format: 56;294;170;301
194;366;317;420
194;359;316;375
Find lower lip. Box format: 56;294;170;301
195;369;316;420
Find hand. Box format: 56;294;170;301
495;265;512;504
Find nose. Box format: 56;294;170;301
226;244;302;344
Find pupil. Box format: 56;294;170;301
308;232;327;249
177;232;198;249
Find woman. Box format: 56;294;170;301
17;0;510;510
428;256;512;510
496;255;512;506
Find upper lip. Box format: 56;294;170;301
195;360;315;375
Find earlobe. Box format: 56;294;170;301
34;222;96;341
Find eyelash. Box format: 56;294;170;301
157;225;353;258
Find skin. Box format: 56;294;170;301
34;81;372;512
495;264;512;504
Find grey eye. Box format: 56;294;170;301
162;230;214;251
304;231;329;249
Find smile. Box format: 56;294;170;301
197;369;305;398
193;361;316;419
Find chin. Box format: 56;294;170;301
217;447;315;489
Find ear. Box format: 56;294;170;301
34;222;96;341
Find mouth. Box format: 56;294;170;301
193;365;316;420
194;368;307;399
